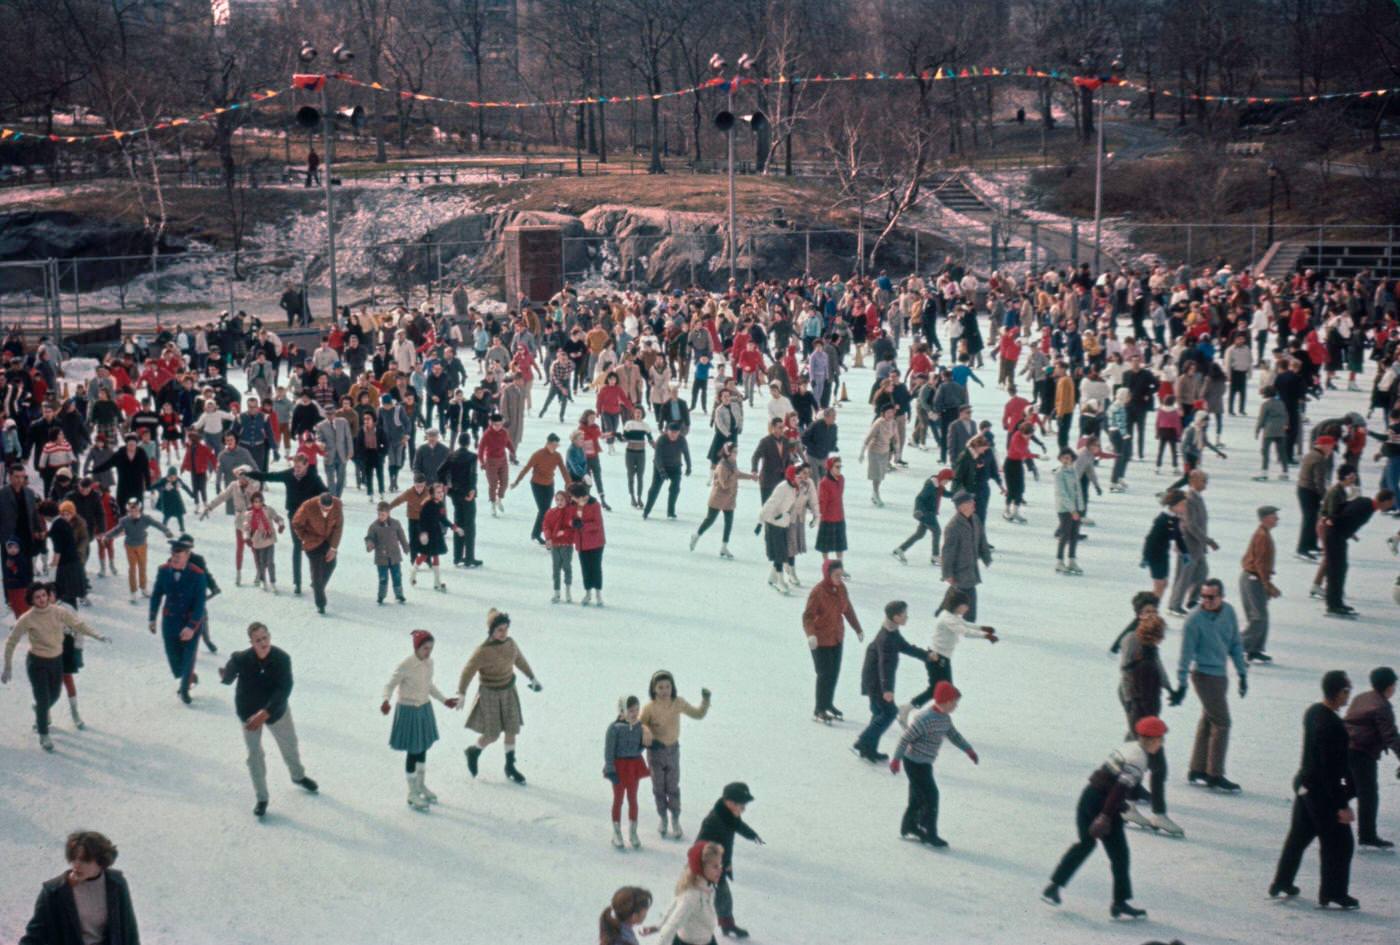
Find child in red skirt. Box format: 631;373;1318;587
605;695;651;851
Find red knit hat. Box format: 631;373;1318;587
936;468;955;482
933;681;961;705
411;630;434;652
1134;716;1168;738
784;465;800;485
686;839;709;875
1316;435;1337;447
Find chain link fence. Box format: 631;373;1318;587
3;221;1396;341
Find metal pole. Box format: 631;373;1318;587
914;230;919;274
1267;175;1276;246
435;242;444;315
726;80;737;286
805;230;811;277
1092;90;1104;274
321;82;339;322
226;254;236;318
1186;224;1193;270
1070;219;1079;269
72;260;82;331
1030;222;1039;274
152;251;161;329
1250;226;1257;269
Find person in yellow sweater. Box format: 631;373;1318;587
454;609;542;785
1053;363;1078;451
641;669;712;839
3;584;108;751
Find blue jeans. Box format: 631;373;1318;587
855;693;897;754
1382;455;1400;503
376;563;404;602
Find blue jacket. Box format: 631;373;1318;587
149;562;208;631
1177;603;1246;688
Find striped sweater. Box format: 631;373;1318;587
893;707;971;765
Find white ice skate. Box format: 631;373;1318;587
1121;805;1152;830
612;823;626;850
69;698;85;731
406;773;429;811
565;586;573;603
551;592;560;604
40;734;54;752
582;590;594;606
784;564;802;587
659;816;670;839
670;811;684;839
892;548;907;563
417;767;438;805
689;533;699;552
767;569;790;595
629;822;641;849
719;543;734;559
1147;813;1184;838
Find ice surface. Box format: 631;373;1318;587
2;349;1397;944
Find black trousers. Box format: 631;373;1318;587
450;494;476;563
1297;488;1321;555
1272;790;1354;901
1324;535;1348;610
27;654;63;737
306;544;337;611
810;642;842;714
644;464;682;516
529;481;553;541
578;547;603;590
902;760;940;839
1348;750;1381;843
1050;786;1133;903
910;655;953;708
1228;370;1248;413
697;507;734;543
290;531;304;591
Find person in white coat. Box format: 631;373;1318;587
758;465;804;594
655;841;723;945
380;630;459;810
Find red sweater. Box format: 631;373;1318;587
818;475;845;523
595;386;633;417
478;426;514;461
541;506;576;547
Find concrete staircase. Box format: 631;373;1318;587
926;172;991;214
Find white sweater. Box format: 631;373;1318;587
654;884;717;945
930;612;984;660
383;655;447;707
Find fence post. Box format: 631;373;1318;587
1030;223;1039;274
1317;226;1324;274
226;256;236;318
746;233;754;286
435;242;444;315
990;223;1000;271
805;230;811;277
913;230;920;274
1186;225;1193;271
1070;220;1079;269
72;260;82;331
1250;226;1257;268
152;252;162;329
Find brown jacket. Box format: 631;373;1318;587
1344;690;1400;760
1239;524;1275;584
388;484;431;521
802;574;862;648
456;637;535;693
291;496;344;552
513;447;572;488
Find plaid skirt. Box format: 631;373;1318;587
389;702;439;754
466;684;523;739
815;520;847;553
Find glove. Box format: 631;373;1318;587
605;770;618;784
1089;813;1111;840
444;697;460;709
1169;688;1186;707
701;688;712;700
889;758;902;775
807;635;818;651
1139;559;1148;570
1238;677;1248;699
380;700;391;716
966;748;979;765
528;679;543;692
1180;553;1192;565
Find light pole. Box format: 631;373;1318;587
1078;56;1122;275
1266;161;1278;246
298;41;354;322
711;53;756;287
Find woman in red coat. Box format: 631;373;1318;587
814;456;848;568
570;482;607;607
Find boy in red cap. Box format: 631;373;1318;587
1042;716;1167;921
889;680;978;848
891;468;955;565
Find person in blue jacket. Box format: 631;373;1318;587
147;536;208;705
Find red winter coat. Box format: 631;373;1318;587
818;474;845;523
541;505;576;547
572;498;606;551
595;385;634;417
182;441;217;475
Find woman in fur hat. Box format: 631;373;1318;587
640;670;711;839
381;630;459;810
453;609;542;785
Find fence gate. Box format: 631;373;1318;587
0;258;62;339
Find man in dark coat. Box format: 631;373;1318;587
89;435;151;509
1344;666;1400;849
22;830;140;945
248;455;327;595
147;537;207;704
441;433;481;567
0;464;43;558
1323;490;1395;617
853;600;930;763
940;492;993;621
1270;671;1358;908
219;621;318;817
697;782;764;940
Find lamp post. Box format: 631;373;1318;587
299;41;354;322
711;53;755;287
1266;161;1278;246
1078;56;1122;275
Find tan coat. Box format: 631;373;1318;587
456;637;535;693
707;457;755;512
